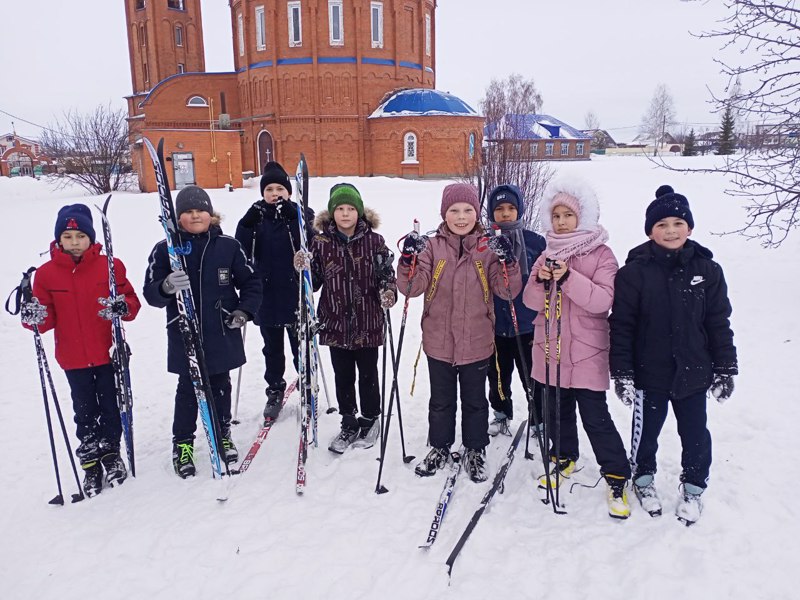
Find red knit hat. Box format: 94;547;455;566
440;183;480;219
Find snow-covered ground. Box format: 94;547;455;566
1;156;797;600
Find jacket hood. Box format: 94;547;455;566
314;206;381;231
538;177;601;233
625;238;714;265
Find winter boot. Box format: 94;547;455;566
263;388;284;421
488;412;511;437
352;417;381;449
605;475;631;520
172;440;196;479
538;457;577;489
414;446;450;477
328;426;360;454
676;483;704;526
221;435;239;464
633;474;662;517
100;452;128;487
464;448;488;483
82;460;104;498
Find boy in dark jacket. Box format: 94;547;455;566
609;185;738;524
236;161;315;421
144;186;261;478
21;204;141;496
294;183;397;454
485;185;546;437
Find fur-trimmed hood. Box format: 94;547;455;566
538;178;602;233
314;206;381;232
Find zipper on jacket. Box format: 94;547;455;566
197;231;210;343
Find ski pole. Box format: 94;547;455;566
553;278;563;509
386;310;415;464
233;227;259;425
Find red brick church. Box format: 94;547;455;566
124;0;483;191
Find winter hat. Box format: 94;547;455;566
328;183;364;217
644;185;694;235
55;204;95;244
260;161;292;197
440;183;480;219
539;178;601;232
175;185;214;217
488;184;524;219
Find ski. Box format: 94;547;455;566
445;420;528;577
143;137;229;492
94;195;136;478
419;448;464;549
233;377;299;476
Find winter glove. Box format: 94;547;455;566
225;309;249;329
240;201;268;227
613;377;637;407
487;235;515;263
709;374;735;403
275;199;298;221
20;298;47;326
293;250;313;273
379;289;396;309
98;295;129;320
400;231;427;265
161;271;191;295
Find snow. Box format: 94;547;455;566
1;155;798;599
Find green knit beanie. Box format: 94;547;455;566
328;183;364;217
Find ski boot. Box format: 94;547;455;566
100;452;128;487
633;474;662;517
328;426;360;454
538;457;577;489
82;460;104;498
263;381;287;420
605;475;631;520
676;483;704;526
488;412;511;437
221;435;239;465
414;446;450;477
352;417;381;449
172;440;196;479
464;448;488;483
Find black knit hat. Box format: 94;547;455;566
644;185;694;235
175;185;214;217
55;204;95;244
488;184;524;219
260;161;292;197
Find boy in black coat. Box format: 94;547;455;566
609;185;738;524
236;162;315;421
144;186;262;478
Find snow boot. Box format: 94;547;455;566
414;446;450;477
328;426;360;454
100;452;128;488
538;457;577;489
352;417;381;449
82;460;103;498
633;474;662;517
263;388;284;421
172;440;196;479
676;483;704;526
605;475;631;520
221;435;239;464
488;412;511;437
464;448;488;483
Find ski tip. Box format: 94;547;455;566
49;494;65;506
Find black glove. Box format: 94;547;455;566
487;235;515;263
613;377;637;407
240;201;268;227
400;231;426;265
162;271;191;295
226;309;249;329
20;298;47;326
275;199;298;221
98;295;129;320
710;374;735;403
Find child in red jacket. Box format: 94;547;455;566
21;204;141;497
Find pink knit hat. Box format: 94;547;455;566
440;183;480;219
550;191;582;220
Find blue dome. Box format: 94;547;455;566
369;88;479;118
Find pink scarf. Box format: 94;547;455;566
545;225;609;261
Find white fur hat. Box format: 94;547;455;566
538;178;601;232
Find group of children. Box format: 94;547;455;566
20;162;737;525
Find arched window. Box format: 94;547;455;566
468;132;476;159
187;95;208;107
175;24;183;47
403;132;418;163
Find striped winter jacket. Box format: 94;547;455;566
309;208;396;350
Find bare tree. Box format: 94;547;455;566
640;84;677;156
584;110;600;131
40;104;130;195
660;0;800;246
476;74;553;229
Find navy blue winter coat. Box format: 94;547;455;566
493;229;546;337
235;201;315;327
143;224;262;376
609;239;738;400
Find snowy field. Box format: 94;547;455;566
1;155;797;600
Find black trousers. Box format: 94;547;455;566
260;324;299;390
630;389;711;489
488;333;542;423
329;346;380;430
64;363;120;465
540;384;631;479
173;371;232;443
428;356;490;451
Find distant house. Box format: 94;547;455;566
0;133;53;177
745;123;800;149
581;129;618;150
485;114;592;161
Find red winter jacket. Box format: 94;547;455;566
27;242;141;370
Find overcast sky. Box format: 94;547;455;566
1;1;734;142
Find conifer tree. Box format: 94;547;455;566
716;106;736;155
682;128;698;157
